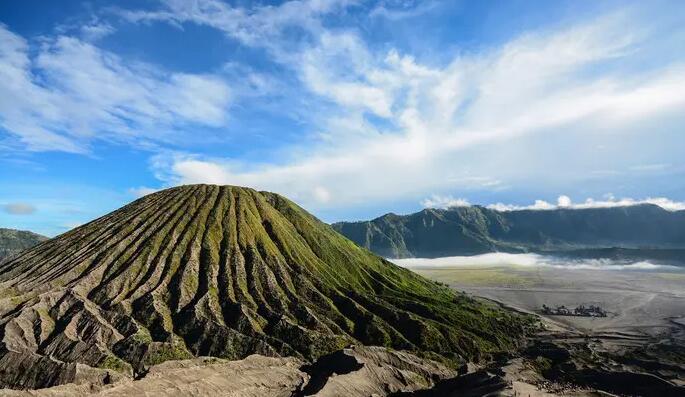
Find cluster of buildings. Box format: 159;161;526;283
541;304;607;317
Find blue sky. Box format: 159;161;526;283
1;0;685;236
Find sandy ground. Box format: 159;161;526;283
410;265;685;339
409;263;685;395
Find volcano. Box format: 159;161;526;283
0;185;528;389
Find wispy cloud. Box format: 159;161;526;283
148;9;685;208
369;0;441;20
2;202;36;215
0;24;231;153
80;22;115;41
117;0;354;53
630;163;670;172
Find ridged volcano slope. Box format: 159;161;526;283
0;185;529;389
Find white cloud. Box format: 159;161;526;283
0;24;231;152
486;195;685;212
487;200;555;212
80;22;115;41
313;186;332;203
55;15;116;42
150;11;685;209
421;195;470;209
369;0;441;20
557;195;572;207
299;32;398;117
161;74;231;126
2;202;36;215
118;0;354;51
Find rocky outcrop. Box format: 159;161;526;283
0;185;530;390
0;346;457;396
0;355;306;397
298;346;455;396
521;338;685;397
388;370;511;397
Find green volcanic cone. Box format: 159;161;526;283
0;185;529;389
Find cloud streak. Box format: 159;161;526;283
0;24;231;153
118;0;354;54
2;202;36;215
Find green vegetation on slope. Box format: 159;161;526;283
0;185;533;389
0;228;47;261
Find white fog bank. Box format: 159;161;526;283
390;253;680;271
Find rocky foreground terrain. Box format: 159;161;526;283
0;346;458;396
5;322;684;396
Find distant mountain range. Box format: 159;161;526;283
0;228;47;261
332;204;685;261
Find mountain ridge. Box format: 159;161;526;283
0;228;47;262
332;204;685;259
